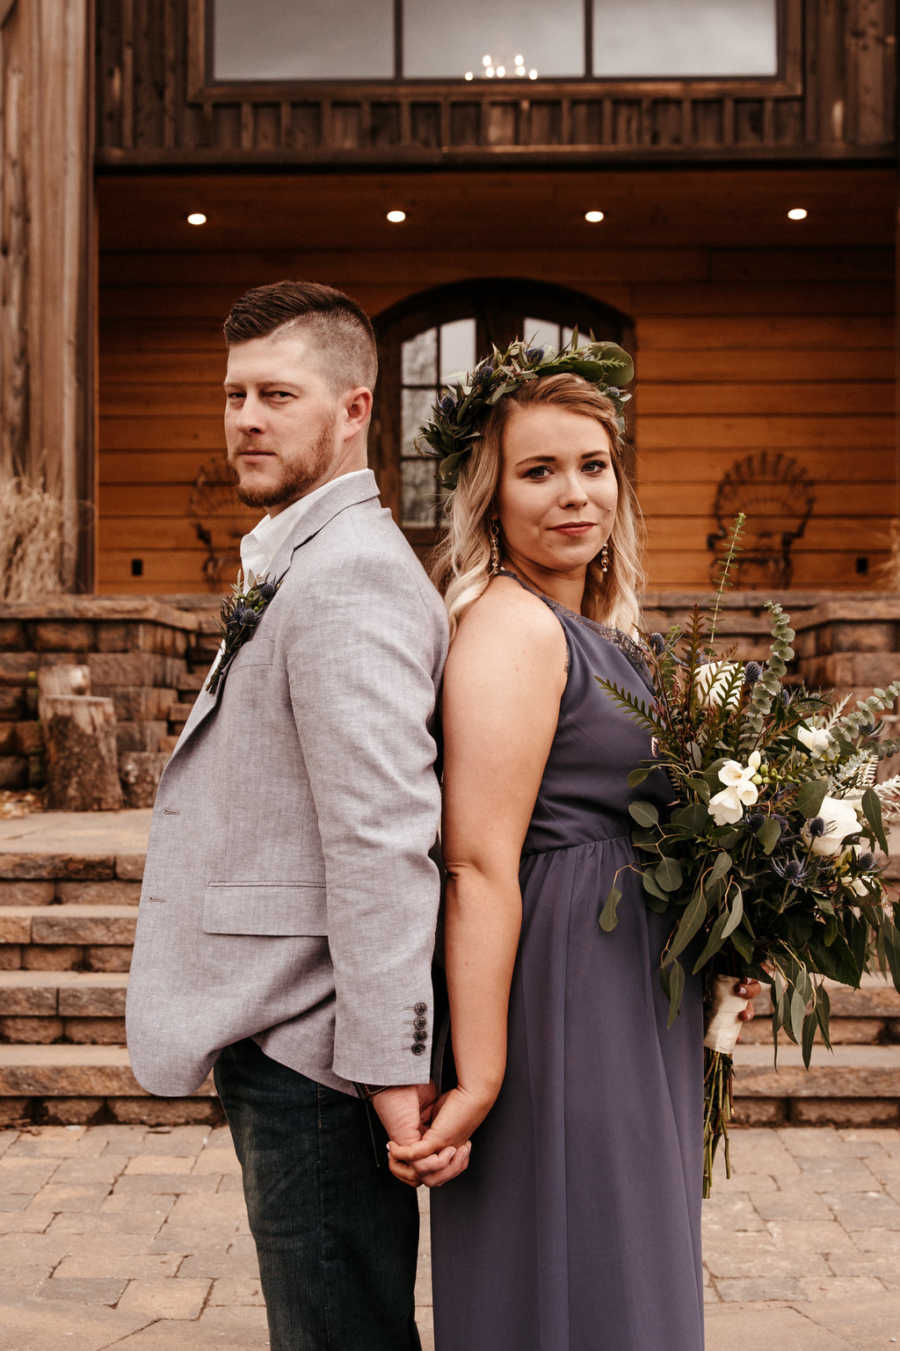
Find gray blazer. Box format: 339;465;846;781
126;471;448;1097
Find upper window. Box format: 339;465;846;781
211;0;778;83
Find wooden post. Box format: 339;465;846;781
0;0;96;590
42;694;123;810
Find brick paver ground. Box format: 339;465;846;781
0;1123;899;1350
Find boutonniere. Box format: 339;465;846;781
206;569;285;695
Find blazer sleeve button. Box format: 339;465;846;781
413;1015;428;1031
411;1043;427;1055
413;1002;427;1015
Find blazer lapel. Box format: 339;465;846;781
164;471;382;768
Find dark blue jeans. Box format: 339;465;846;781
214;1039;422;1351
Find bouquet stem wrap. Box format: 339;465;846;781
703;975;751;1054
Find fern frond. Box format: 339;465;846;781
824;694;851;730
595;678;666;736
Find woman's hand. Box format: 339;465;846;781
735;977;762;1022
704;975;764;1054
388;1085;494;1188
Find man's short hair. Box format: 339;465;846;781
223;281;378;393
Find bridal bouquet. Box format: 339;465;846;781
598;520;900;1196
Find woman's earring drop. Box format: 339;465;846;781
489;520;502;575
600;542;610;575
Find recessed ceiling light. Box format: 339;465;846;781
386;209;407;223
787;207;808;221
186;212;207;226
584;210;605;223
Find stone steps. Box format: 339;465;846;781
0;820;898;1126
0;1044;217;1126
741;974;900;1046
0;970;127;1044
0;905;137;972
731;1043;900;1127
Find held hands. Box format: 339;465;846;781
386;1084;495;1189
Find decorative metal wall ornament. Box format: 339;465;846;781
187;456;246;589
706;451;815;589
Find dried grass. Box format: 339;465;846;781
0;476;66;601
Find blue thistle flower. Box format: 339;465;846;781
256;581;278;602
439;394;455;415
748;812;765;831
856;852;876;871
232;604;259;628
525;346;545;362
648;632;666;655
772;857;808;886
808;817;826;838
474;363;493;387
743;662;763;687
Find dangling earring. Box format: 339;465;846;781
489;519;502;575
600;542;610;575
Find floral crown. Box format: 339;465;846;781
416;333;634;489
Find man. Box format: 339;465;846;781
126;281;448;1349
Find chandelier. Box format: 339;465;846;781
464;53;538;81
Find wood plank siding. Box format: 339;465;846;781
97;233;895;595
94;0;896;167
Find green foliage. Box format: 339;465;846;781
416;334;634;488
598;537;900;1194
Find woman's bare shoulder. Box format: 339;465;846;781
450;575;566;669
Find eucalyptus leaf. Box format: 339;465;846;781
730;928;753;963
663;889;708;965
708;852;732;885
756;817;781;855
598;885;623;933
628;800;660;828
627;766;654;788
801;1009;817;1068
692;910;728;973
789;988;807;1044
861;787;889;854
721;886;744;939
655;857;684;892
795;778;830;819
665;959;686;1027
642;870;669;902
671;803;711;833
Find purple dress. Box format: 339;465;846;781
430;581;705;1351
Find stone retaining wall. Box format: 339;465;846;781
2;592;898;805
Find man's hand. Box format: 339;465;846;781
389;1085;492;1189
373;1085;444;1188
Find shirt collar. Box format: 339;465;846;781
239;469;372;582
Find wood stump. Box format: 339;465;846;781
42;695;123;810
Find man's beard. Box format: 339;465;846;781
233;419;335;509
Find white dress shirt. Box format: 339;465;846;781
239;469;371;582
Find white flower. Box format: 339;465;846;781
708;752;762;825
694;661;742;710
797;725;833;758
804;795;861;857
709;786;744;826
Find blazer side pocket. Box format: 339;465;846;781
202;882;327;936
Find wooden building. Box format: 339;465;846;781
2;0;898;595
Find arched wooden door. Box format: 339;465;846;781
371;279;633;558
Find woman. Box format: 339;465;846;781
391;341;757;1350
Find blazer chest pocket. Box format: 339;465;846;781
202;883;326;936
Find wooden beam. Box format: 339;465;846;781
0;0;95;589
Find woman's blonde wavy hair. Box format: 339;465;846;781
430;373;644;639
